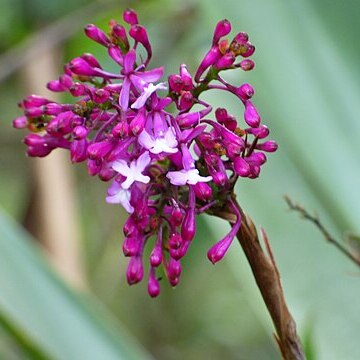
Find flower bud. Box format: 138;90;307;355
93;89;110;104
246;151;267;166
233;32;249;42
69;82;88;97
98;167;116;181
129;25;151;58
195;46;222;82
170;206;183;227
148;268;160;298
69;57;98;77
256;140;278;152
59;74;73;88
123;8;138;25
181;208;196;242
168;74;184;93
170;240;191;260
150;243;162;267
169;233;182;250
22;95;50;109
168;277;179;287
244;100;260;128
167;258;182;280
180;64;193;90
213;53;235;70
111;24;129;50
70;139;88;163
24;107;43;117
150;226;163;267
193;182;213;201
87;159;102;176
72;125;88;139
224;118;237;131
240;42;255;58
81;53;102;68
84;24;110;47
234;156;251;177
246;125;269;139
239;59;255;71
12;116;28;129
47;80;67;92
108;45;123;65
249;165;261;178
87;140;113;159
236;83;254;100
43;103;67;116
123;236;141;257
212;171;227;186
130;109;146;136
46;112;73;135
212;19;231;45
179;91;193;111
112;121;129;138
24;134;54;157
215;108;229;124
177;106;211;128
126;256;144;285
207;233;234;264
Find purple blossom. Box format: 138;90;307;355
106;181;134;213
138;127;178;154
119;49;164;110
111;151;151;189
13;8;277;297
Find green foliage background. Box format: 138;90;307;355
0;0;359;359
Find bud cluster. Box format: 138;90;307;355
13;9;277;297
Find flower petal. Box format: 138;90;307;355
121;174;135;189
166;170;189;186
105;184;134;213
119;78;131;110
138;130;155;150
112;159;130;175
135;151;151;172
124;50;136;73
131;82;167;109
139;67;164;83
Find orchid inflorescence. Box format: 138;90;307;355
13;8;277;297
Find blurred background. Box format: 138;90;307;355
1;0;360;359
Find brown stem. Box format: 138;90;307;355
208;198;305;360
235;203;305;359
284;195;360;268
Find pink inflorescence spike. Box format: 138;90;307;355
13;8;277;297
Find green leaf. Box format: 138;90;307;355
0;209;152;360
0;309;51;360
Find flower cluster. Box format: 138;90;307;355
13;9;277;297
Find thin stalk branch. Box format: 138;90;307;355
208;196;305;360
284;195;360;268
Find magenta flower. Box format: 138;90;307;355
119;49;165;110
13;9;277;297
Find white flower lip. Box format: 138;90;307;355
166;168;212;186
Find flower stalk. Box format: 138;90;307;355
207;195;305;360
